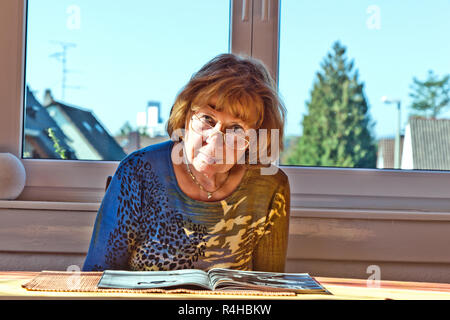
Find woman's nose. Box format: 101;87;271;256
205;130;223;145
212;121;224;133
205;122;224;141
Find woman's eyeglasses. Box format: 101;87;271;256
190;113;250;150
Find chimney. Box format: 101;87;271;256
147;101;162;124
43;89;55;107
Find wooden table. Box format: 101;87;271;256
1;271;450;300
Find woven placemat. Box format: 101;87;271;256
21;271;297;296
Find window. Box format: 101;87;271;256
278;0;450;171
24;0;230;161
1;0;449;209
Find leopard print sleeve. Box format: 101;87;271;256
82;153;143;271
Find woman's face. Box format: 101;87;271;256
183;99;254;177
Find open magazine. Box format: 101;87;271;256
97;268;331;294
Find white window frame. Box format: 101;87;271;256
1;0;450;210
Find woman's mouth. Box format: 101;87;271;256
197;152;218;165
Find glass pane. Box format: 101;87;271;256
23;0;230;160
279;0;450;170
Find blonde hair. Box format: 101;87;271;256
167;53;286;167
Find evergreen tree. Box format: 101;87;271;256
409;70;450;119
286;41;377;168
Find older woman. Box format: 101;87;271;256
82;53;290;273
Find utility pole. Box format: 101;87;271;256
381;96;402;169
49;41;77;101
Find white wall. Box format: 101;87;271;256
401;124;414;170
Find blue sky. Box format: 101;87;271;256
279;0;450;138
26;0;450;140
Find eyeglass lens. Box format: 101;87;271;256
191;114;249;150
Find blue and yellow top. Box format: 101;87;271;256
82;140;290;272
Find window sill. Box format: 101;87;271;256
0;200;100;211
292;207;450;221
2;199;449;222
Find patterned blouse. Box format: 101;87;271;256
82;140;290;272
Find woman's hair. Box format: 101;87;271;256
166;53;286;167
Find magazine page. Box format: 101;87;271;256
207;268;330;294
98;269;212;290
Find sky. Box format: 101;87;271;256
279;0;450;138
25;0;450;141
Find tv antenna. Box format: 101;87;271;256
49;41;80;100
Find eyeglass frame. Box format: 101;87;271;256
189;113;250;151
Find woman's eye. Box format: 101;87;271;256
230;126;245;134
200;115;215;126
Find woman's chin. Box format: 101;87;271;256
193;158;214;172
193;158;223;175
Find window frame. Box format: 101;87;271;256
1;0;450;209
